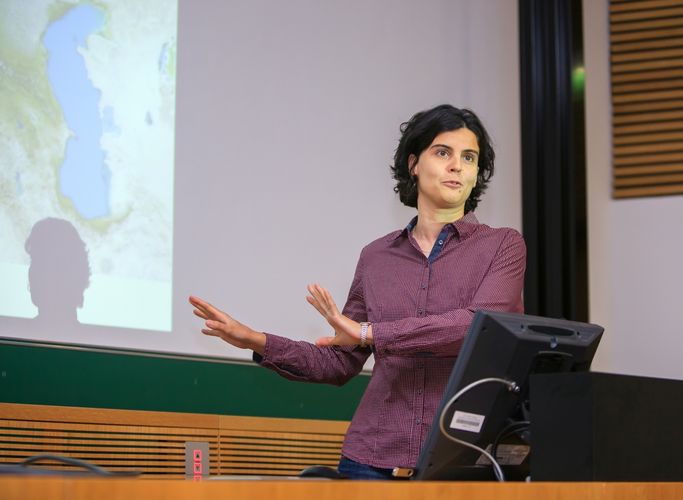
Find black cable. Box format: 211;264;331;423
22;454;111;474
17;454;140;476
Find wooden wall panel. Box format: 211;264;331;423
0;403;348;477
610;0;683;198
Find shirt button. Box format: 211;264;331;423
416;418;422;424
417;389;423;395
438;239;443;245
417;309;423;315
420;284;426;289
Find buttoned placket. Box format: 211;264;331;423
410;359;427;459
408;224;452;458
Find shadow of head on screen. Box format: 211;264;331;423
25;218;91;326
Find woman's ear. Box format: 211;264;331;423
408;154;418;176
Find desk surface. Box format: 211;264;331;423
1;477;682;500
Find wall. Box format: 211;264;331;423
0;0;521;414
172;0;522;362
584;0;683;380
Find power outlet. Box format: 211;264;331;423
185;441;209;479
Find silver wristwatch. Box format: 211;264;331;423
359;322;371;348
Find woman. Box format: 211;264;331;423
189;104;526;479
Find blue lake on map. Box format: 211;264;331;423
43;4;111;219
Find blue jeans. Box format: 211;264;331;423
337;456;396;480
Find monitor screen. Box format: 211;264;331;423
412;310;604;481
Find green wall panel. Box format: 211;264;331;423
0;341;369;420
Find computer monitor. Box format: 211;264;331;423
412;310;604;481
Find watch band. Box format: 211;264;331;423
360;322;371;348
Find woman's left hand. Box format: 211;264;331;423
306;283;368;347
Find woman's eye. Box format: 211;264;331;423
463;153;477;163
437;149;449;158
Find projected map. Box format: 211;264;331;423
0;0;177;331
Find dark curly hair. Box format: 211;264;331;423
391;104;495;213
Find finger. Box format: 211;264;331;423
189;295;221;317
189;295;209;308
201;328;221;337
205;319;224;331
318;286;339;311
309;283;326;298
310;284;334;312
315;285;338;312
190;299;213;319
315;284;331;303
306;295;327;316
306;285;331;313
193;308;209;320
307;284;326;306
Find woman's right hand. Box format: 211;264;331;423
189;295;266;354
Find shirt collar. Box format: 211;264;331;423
389;211;480;241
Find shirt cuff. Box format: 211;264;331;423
370;322;394;358
252;332;275;364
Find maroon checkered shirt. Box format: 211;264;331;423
256;212;526;468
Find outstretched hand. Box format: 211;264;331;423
306;283;368;347
189;295;265;354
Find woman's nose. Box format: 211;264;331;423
448;158;462;172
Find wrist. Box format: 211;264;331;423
249;330;267;355
241;325;266;354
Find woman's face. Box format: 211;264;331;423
410;127;480;213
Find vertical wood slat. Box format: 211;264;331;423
610;0;683;199
0;403;348;477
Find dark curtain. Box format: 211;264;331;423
518;0;588;321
